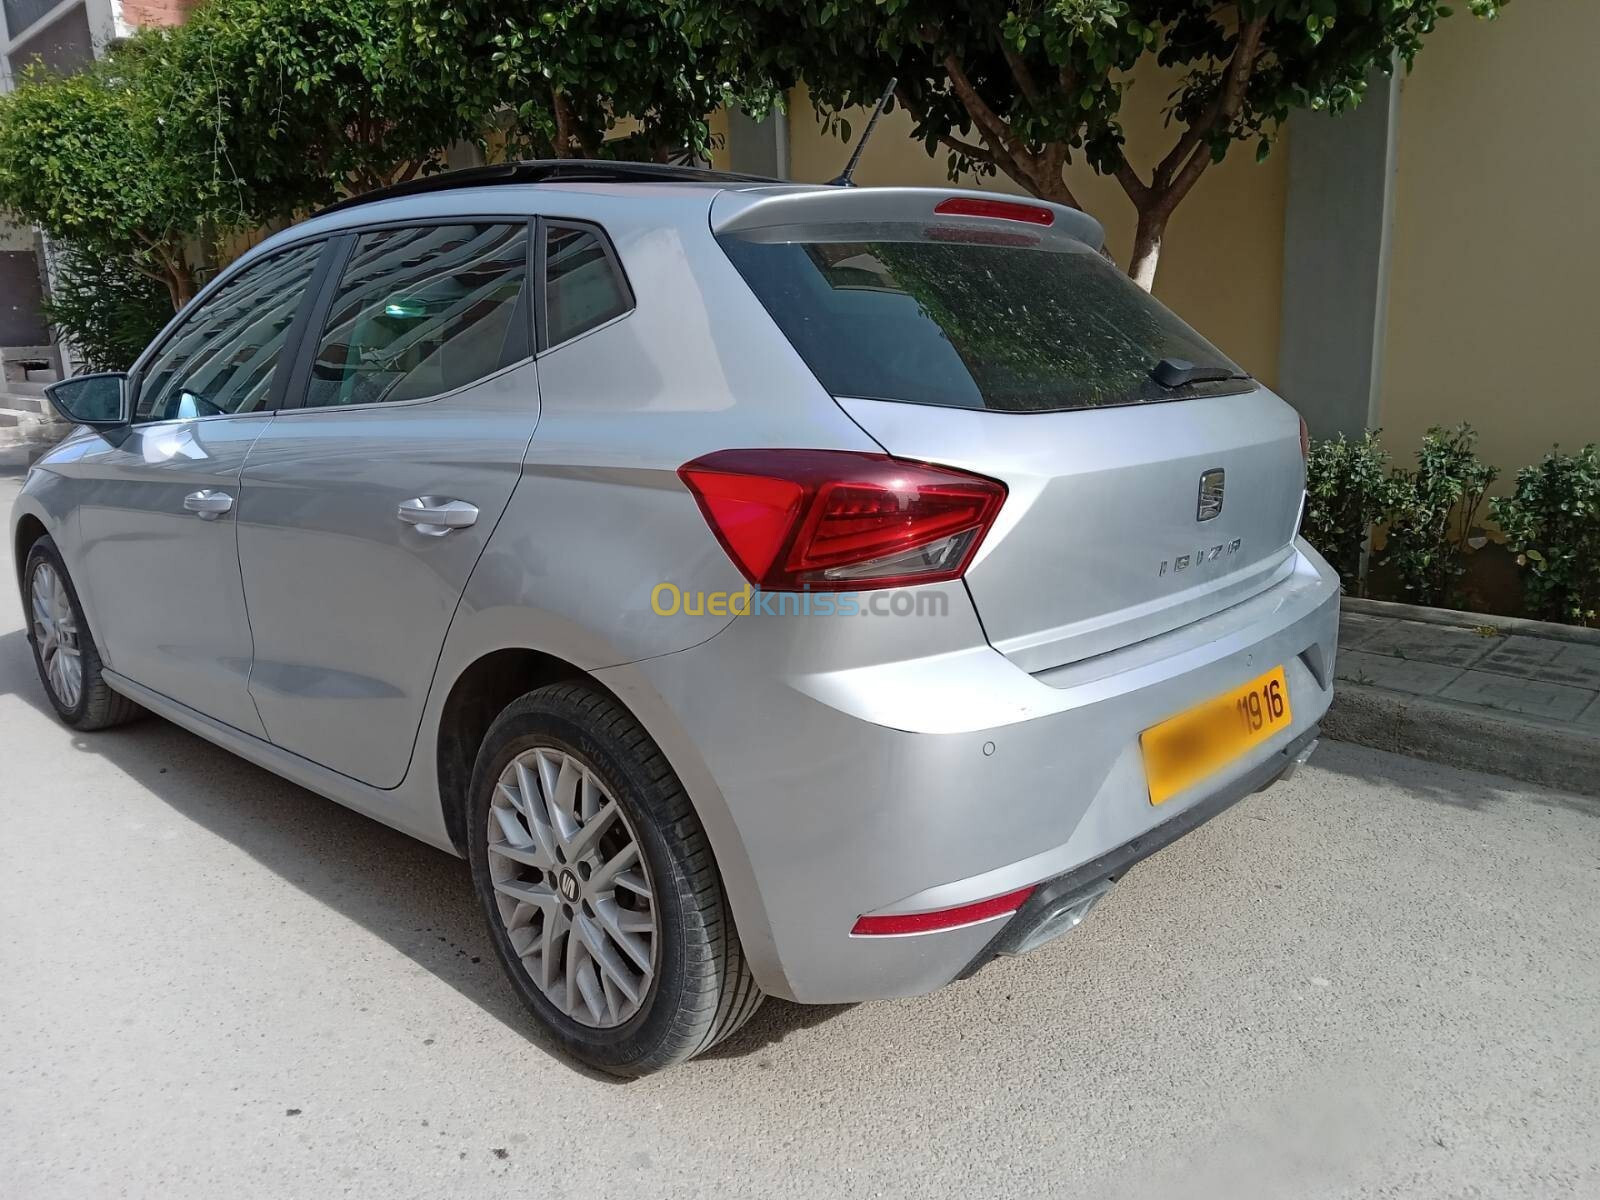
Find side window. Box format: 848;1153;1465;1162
136;241;323;422
544;222;631;348
303;223;528;409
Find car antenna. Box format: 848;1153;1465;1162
829;77;898;187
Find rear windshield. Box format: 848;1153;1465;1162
718;227;1247;412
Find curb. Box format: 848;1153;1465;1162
1325;683;1600;798
1341;596;1600;648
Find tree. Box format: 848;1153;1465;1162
698;0;1504;288
402;1;774;163
0;37;228;307
170;0;487;212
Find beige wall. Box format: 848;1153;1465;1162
1381;0;1599;475
772;67;1289;385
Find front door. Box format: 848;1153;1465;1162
236;221;538;787
68;240;327;735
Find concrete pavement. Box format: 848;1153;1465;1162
3;472;1598;1198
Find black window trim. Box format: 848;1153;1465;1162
535;216;635;354
279;215;539;412
127;236;338;425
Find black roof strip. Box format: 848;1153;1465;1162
316;160;783;217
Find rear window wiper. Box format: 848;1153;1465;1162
1150;358;1245;389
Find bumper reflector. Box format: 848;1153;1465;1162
851;885;1036;936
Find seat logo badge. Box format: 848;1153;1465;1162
558;870;580;902
1197;468;1225;522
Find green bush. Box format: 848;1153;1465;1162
41;245;173;372
1382;424;1498;608
1490;445;1600;627
1302;429;1401;592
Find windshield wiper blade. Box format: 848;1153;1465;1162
1150;357;1241;388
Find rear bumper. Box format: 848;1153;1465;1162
958;725;1320;979
610;541;1340;1004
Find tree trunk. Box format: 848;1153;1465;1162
1128;208;1167;292
163;262;196;311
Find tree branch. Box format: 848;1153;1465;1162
998;37;1042;105
942;50;1035;183
1153;11;1268;200
937;133;996;165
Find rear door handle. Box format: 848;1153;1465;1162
183;489;234;520
397;497;479;537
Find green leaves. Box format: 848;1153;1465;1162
1382;424;1499;607
1302;429;1404;592
1490;444;1600;626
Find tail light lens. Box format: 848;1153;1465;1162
677;449;1007;591
1298;414;1310;461
933;197;1055;226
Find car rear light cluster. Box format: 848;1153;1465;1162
1298;414;1310;461
678;449;1007;592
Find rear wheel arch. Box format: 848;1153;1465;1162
12;513;48;590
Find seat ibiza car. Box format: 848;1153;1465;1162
13;161;1337;1075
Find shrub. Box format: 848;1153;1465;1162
1489;445;1600;627
41;244;173;372
1382;424;1498;607
1301;429;1400;592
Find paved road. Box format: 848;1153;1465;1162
3;470;1597;1198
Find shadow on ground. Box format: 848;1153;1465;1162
1314;734;1599;819
0;626;845;1076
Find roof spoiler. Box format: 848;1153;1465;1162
710;186;1105;253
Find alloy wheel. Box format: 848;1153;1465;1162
30;561;83;711
486;747;658;1028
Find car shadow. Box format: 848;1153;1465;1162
1313;735;1600;818
0;626;846;1076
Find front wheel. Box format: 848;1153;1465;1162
467;682;762;1075
23;536;142;730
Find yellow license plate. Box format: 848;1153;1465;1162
1140;666;1292;806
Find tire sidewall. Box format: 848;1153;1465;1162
466;691;706;1071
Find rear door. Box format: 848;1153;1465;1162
235;219;538;787
716;220;1305;673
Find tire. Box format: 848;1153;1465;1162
22;536;143;731
467;682;763;1076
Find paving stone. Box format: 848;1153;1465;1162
1337;612;1388;649
1477;637;1600;689
1437;669;1594;722
1355;619;1498;669
1335;649;1464;696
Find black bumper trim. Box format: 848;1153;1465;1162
955;724;1321;980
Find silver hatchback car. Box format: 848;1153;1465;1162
13;162;1338;1074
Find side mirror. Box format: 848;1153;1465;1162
45;372;130;428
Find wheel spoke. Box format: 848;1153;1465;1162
612;869;651;901
537;906;570;995
540;750;581;842
590;842;640;892
561;800;619;864
591;897;653;974
493;877;558;909
511;759;561;864
575;912;643;1004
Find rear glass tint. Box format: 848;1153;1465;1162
718;231;1246;412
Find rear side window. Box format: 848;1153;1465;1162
136;241;323;422
718;231;1246;412
303;223;528;409
543;222;630;348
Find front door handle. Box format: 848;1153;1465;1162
183;489;234;520
398;497;479;537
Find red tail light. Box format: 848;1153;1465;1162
1298;414;1310;461
851;886;1036;936
933;197;1055;226
677;449;1007;591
